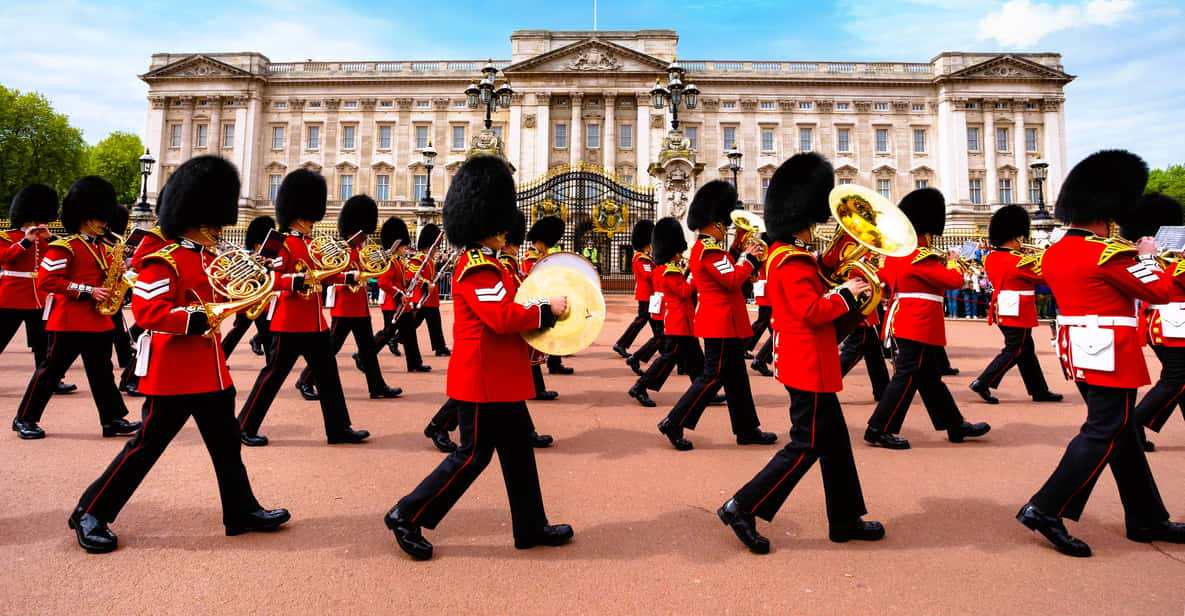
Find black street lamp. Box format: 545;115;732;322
1030;157;1051;220
726;144;743;206
135;148;156;214
420;142;437;208
649;58;700;130
465;60;513;130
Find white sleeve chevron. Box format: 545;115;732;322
474;281;506;302
40;257;68;272
133;277;171;300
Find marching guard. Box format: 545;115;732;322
718;153;883;553
863;188;990;450
1018;150;1185;557
656;180;777;451
372;217;413;362
384;156;571;560
408;223;451;358
613;219;660;366
70;155;288;553
969;205;1062;404
623;220;660;376
235;168;369;447
523;216;564;399
220;215;276;359
11;176;138;440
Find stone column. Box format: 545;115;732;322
209;97;223;156
936;95;968;202
604;93;616;173
180;96;195;161
507;94;523;181
359;99;377;196
395;98;413;199
286;98;305;179
1013;104;1028;204
983;103;997;204
234;94;257;207
739;99;759;204
1043;99;1065;198
636;94;652;178
433;97;450;191
533;93;551;179
569;93;583;166
144;96;169;199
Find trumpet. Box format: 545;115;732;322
730;210;768;260
819;185;917;315
202;247;277;337
956;257;985;277
297;234;351;297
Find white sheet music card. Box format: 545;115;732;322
959;241;979;259
1154;226;1185;251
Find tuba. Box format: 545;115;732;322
730;210;768;260
202;247;277;337
95;232;133;316
298;234;351;297
819;184;918;315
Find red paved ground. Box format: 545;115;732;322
2;297;1184;615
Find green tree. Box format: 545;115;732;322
1147;164;1185;204
0;85;87;216
86;131;144;205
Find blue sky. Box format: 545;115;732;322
1;0;1181;168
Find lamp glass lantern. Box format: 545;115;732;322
465;83;480;108
139;149;156;175
421;142;437;169
650;80;667;109
1030;158;1049;181
683;83;700;109
496;83;513;108
727;146;743;172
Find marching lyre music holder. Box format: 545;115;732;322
1154;226;1185;252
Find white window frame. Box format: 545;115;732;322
969;179;983;204
760;128;775;153
306;125;320;150
876;179;891;200
996;127;1010;152
722;126;737;150
170;124;182;148
912;129;926;154
378;125;392;150
271;126;284;150
269;175;282;201
222;123;234;149
999;178;1013;204
618;124;633;149
452;125;466;150
586;124;601;149
798;127;813;152
414;125;430;149
376;174;390;201
339;175;353;201
875;128;889;154
413;174;428;201
967;127;981;152
195;124;208;148
554;123;568;149
1025;127;1039;153
836;128;851;153
342;125;356;150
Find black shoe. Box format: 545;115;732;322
249;337;265;356
657;418;693;451
410;365;432;373
532;390;559;401
864;428;910;450
434;348;452;357
709;393;727;405
1143;439;1156;453
295;382;319;401
240;432;269;447
948;421;991;443
423;423;457;453
942;367;960;376
736;430;778;445
717;498;769;554
53;381;77;395
515;524;574;549
225;508;291;536
612;344;630;359
68;510;117;553
384;507;433;560
969;379;999;404
628;385;657;407
12;419;45;440
369;386;403;399
1032;391;1064;402
387;341;402;356
121;381;144;397
744;351;754;360
1127;520;1185;543
531;431;554;448
1017;503;1091;557
829;518;885;543
352;352;364;372
750;361;772;377
549;365;575;375
625;356;643;376
327;428;370;444
101;419;140;437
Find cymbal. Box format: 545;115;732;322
530;251;600;282
516;265;605;357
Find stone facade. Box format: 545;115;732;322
140;29;1072;232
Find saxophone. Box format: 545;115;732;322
95;232;133;316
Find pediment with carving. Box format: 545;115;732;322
300;161;323;172
264;161;288;172
834;164;859;175
334;161;359;171
142;55;254;80
946;55;1073;83
503;38;669;74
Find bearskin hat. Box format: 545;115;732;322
987;205;1031;247
1055;150;1149;225
275;168;327;229
418;223;441;251
107;204;130;236
898;188;947;236
631;219;655;251
686;180;737;231
244;215;276;251
764;153;834;242
527;216;565;248
157;155;241;239
651;217;688;266
1120;193;1185;241
442;156;517;247
380;216;410;250
338;194;379;240
61;176;116;234
505;210;527;248
9;184;58;228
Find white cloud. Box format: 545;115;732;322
978;0;1134;47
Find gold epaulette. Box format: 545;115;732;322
148;226;165;240
664;263;684;274
457;249;499;280
498;254;519;269
764;244;812;277
1085;235;1138;265
142;243;180;274
699;237;725;253
1173;260;1185;278
636;252;653;262
911;247;946;265
1013;250;1040;272
0;230;19;244
49;235;77;255
406;255;424;274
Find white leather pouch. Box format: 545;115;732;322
1068;324;1115;372
648;292;664;314
997;290;1020;317
1160;305;1185;338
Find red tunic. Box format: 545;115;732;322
132;240;233;395
649;265;666;321
1142;261;1185;349
767;242;857;392
37;234;116;332
408;253;441;307
378;257;406;311
129;227;168;271
446;247;548;403
632;252;655;301
884;247;963;346
498;252;525;286
985;248;1042;328
753;265;770;308
690;235;756;339
329;247;370;318
659;265;694;336
521;247;543;275
269;232;345;333
0;230;49;310
1045;229;1173;388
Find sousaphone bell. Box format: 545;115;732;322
820;184;918;315
515;252;606;358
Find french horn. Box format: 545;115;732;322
202;247;277;337
298;234;351;296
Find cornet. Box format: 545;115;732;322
730;210;768;260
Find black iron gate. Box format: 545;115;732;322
516;163;656;293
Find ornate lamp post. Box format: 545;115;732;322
1030;157;1051;221
464;60;513;159
649;59;699;130
135;148;156;214
420;142;437;208
726;144;744;207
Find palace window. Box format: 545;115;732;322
376;175;390;201
915;179;929;189
722;101;737;109
912;104;925;111
965;102;979;109
967;127;981;152
1029;179;1042;203
836;102;850;110
273;102;287;110
195;124;208;148
342;125;356;150
272;126;284;149
554;123;568;148
452;125;465;150
999;178;1013;204
761;177;771;200
874;102;889;111
969;179;983;204
799;102;812;110
996;127;1010;152
759;101;775;110
685;127;698;151
269;175;282;201
416;100;430;108
1025;128;1039;153
913;129;926;153
620;174;634;185
339;175;353;201
308;101;321;108
877;179;891;200
798;127;812;152
379;100;393;108
761;128;775;153
170;124;182;148
413;175;428;201
343;101;358;109
618;124;633;149
307;126;320;150
837;128;851;153
453;100;466;108
586;124;601;149
995;102;1007;109
838;177;853;185
378;125;392;149
414;126;430;149
722;126;737;150
875;129;889;153
222;124;234;149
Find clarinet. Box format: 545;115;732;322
414;250;460;310
387;232;445;324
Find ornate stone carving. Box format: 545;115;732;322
523;113;536;128
893;100;910;112
740;99;758;111
178;95;195;108
854;101;872;112
777;99;796;112
324;98;341;110
665;167;691;219
396;98;414;110
650;114;665;129
976;65;1027;78
700;97;720;111
170;60;232;78
286;97;306;108
432;98;451;110
566;47;623;71
536;93;552;106
1041;99;1061;112
360;99;377;111
149;96;168;109
815;100;834;113
469;128;506;159
509;93;525;106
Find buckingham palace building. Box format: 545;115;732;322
139;28;1072;266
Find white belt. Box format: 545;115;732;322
1057;315;1138;328
894;292;944;303
1;271;34;278
1148;303;1185;310
1002;290;1035;296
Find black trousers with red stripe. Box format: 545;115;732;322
866;338;964;434
1137;346;1185;432
414;306;449;353
733;388;867;523
839;324;889;400
615;301;656;350
221;312;272;360
1031;383;1168;526
296;316;392;395
753;334;773;366
77;388;261;524
15;330;128;425
373;309;425;370
632;320;663;363
975;325;1050;395
663;338;761;435
110;312;134;368
237;331;354;437
395;400;548;540
429;397;463;431
746;305;773;352
635;335;703;392
0;307;48;368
